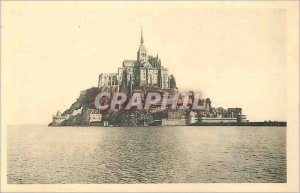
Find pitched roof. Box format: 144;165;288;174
123;60;137;67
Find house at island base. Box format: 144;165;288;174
81;108;109;126
198;107;248;123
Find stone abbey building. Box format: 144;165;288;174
98;30;177;92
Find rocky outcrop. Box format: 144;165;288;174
49;87;100;126
62;87;101;116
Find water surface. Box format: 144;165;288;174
8;125;286;183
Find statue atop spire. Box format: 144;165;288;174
140;28;144;44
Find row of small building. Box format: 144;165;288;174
52;107;247;126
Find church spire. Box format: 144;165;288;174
140;28;144;44
137;28;147;63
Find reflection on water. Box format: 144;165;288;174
8;126;286;183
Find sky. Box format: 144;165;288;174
2;2;288;124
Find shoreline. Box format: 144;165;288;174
48;121;287;127
190;121;287;127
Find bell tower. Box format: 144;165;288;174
137;28;147;64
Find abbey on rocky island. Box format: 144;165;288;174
50;29;249;127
